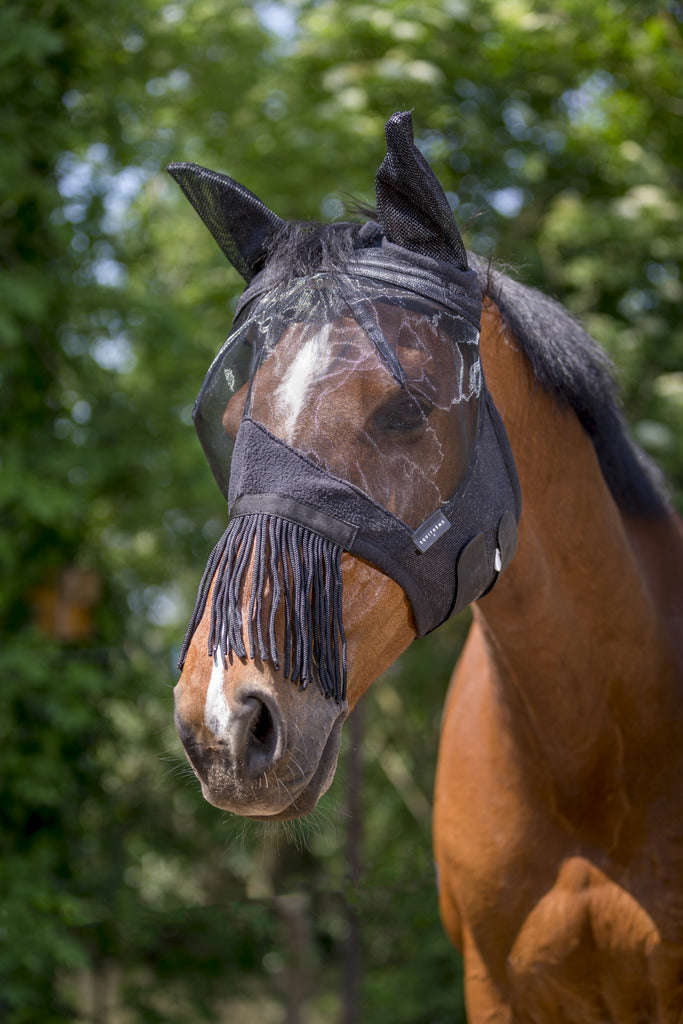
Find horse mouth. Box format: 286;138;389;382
246;716;346;820
182;705;347;820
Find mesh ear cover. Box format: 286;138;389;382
167;162;283;281
375;111;468;271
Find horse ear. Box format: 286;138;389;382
167;162;284;282
375;111;468;271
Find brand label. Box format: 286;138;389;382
412;511;451;553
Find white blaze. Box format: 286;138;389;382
272;327;332;442
204;655;232;736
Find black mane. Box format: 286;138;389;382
263;220;669;518
262;217;374;282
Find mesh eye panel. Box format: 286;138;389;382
194;274;482;530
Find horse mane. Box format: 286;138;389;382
262;219;670;519
262;217;370;280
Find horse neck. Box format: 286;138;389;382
475;301;681;806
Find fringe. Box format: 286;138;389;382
177;514;347;703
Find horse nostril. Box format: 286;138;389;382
251;700;274;747
239;691;285;777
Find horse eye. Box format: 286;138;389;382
374;394;430;433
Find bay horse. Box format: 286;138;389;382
169;112;683;1022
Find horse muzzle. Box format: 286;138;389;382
173;659;348;819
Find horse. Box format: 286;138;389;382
168;112;683;1022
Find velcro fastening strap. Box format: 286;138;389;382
497;510;518;572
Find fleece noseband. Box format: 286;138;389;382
171;112;521;703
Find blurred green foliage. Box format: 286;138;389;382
1;0;681;1021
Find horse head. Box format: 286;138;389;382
168;112;520;819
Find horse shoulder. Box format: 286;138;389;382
433;618;683;1021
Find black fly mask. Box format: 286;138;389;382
169;112;521;704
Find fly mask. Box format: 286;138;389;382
169;111;521;704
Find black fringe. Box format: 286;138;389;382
178;514;347;703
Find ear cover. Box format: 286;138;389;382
167;162;283;282
375;111;468;271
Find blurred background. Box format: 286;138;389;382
1;1;681;1021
